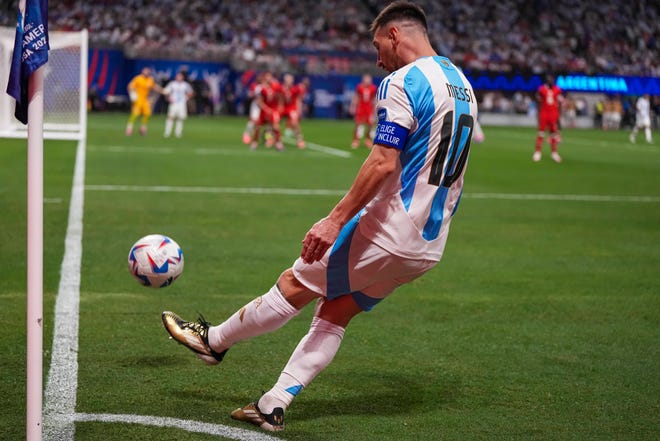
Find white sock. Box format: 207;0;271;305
207;285;300;353
645;127;652;143
175;120;183;137
258;317;345;413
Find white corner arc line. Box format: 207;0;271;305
44;139;87;441
74;413;283;441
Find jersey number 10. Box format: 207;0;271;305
428;112;474;188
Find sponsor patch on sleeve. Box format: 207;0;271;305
374;121;408;150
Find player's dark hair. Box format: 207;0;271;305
369;1;428;34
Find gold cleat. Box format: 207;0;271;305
161;311;227;365
231;401;285;432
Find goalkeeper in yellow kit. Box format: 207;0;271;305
125;67;163;136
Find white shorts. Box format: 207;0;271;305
292;216;437;311
636;116;651;128
167;102;188;119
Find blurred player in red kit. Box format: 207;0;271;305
252;72;284;151
350;74;378;149
533;75;563;163
281;73;306;149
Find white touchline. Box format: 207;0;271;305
44;139;86;441
85;184;660;203
45;141;286;440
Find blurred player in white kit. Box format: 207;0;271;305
163;72;194;138
629;94;653;144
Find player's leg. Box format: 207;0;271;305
549;120;562;163
232;228;438;431
630;121;639;142
174;105;186;138
240;295;361;431
365;121;375;148
533;116;546;161
174;118;183;138
205;273;313;350
643;119;653;143
140;101;152;136
352;117;364;148
244;102;260;144
162;268;318;365
164;105;175;137
272;112;284;151
289;111;305;148
126;103;141;136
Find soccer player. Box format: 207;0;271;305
125;67;163;136
533;75;563;163
281;73;306;148
162;1;477;432
629;94;653;144
252;72;283;151
350;74;378;148
163;72;194;138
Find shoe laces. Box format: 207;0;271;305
181;313;211;339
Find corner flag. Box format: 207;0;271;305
6;0;49;124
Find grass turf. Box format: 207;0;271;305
1;113;659;440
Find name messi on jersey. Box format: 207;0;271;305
446;83;474;103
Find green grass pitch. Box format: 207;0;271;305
1;113;659;440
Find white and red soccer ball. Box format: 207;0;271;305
128;234;184;288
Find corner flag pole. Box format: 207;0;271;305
26;63;45;441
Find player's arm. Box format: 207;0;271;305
152;82;165;94
301;144;399;263
127;77;137;101
127;76;136;93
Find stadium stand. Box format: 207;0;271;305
0;0;657;76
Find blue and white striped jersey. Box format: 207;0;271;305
359;55;478;260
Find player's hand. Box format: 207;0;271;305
301;217;343;264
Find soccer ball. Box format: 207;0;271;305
128;234;184;288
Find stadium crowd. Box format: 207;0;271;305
1;0;657;76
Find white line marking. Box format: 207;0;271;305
85;184;660;203
463;192;660;203
283;137;352;158
43;139;87;441
304;141;352;158
74;413;282;441
90;141;353;158
86;184;345;197
89;145;176;154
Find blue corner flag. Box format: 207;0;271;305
6;0;49;125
